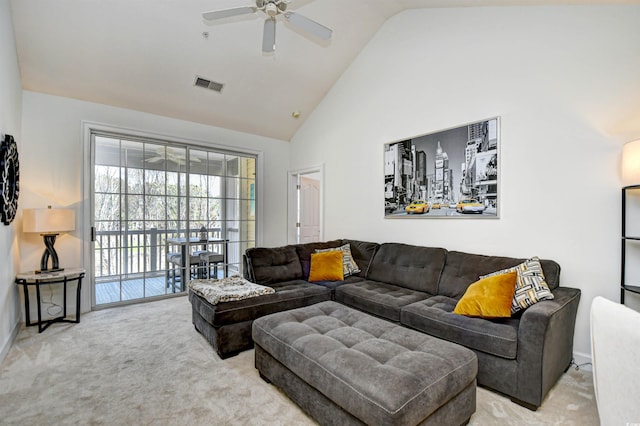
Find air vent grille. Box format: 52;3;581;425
194;76;224;93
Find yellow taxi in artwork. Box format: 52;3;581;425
456;199;485;214
405;200;429;214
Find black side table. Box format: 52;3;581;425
15;268;86;333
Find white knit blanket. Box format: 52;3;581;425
188;275;275;305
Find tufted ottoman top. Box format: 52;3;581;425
253;301;477;425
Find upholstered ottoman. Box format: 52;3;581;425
253;301;477;425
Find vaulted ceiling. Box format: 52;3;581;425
10;0;635;141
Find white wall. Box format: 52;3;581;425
19;91;291;316
290;5;640;361
0;0;23;362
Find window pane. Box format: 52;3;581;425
226;177;240;199
190;150;208;175
207;175;223;197
189;198;207;222
226;156;239;177
166;172;181;196
95;136;121;167
144;144;167;171
189;173;208;196
123;140;144;169
95;165;121;193
145;170;166;195
208;152;225;176
127;168;144;194
166;147;186;173
240;157;256;179
145;195;166;220
95;194;121;221
127;195;144;220
208;199;222;221
166;196;180;221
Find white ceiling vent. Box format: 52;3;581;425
194;76;224;93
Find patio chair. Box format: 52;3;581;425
166;252;201;292
197;251;225;279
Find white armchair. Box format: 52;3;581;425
590;296;640;425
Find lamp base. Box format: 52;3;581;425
38;233;63;273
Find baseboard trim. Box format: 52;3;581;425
0;320;21;365
572;350;593;372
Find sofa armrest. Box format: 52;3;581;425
514;286;581;408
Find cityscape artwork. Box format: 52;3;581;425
384;117;499;218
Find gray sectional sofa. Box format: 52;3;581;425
188;238;581;409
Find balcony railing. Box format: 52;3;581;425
94;227;241;281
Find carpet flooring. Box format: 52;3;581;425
0;296;599;425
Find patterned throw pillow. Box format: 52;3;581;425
480;257;554;314
315;243;361;277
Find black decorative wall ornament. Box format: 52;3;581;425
0;134;19;225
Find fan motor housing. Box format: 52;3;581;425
265;3;278;17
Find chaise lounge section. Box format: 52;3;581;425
189;240;378;358
188;238;581;409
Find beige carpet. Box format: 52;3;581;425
0;296;599;425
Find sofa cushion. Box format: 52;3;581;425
309;275;365;292
401;296;519;359
245;246;303;285
366;243;447;294
438;251;561;299
308;251;344;282
453;271;517;318
341;239;380;278
188;279;331;327
335;280;430;322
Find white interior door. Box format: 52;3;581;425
287;166;323;244
299;176;320;243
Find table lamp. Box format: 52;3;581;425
622;139;640;186
23;206;75;273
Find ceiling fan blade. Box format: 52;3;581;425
202;7;256;21
285;12;332;40
262;18;276;53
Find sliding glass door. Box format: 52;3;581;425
91;133;256;307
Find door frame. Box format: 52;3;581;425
82;121;264;309
287;165;324;245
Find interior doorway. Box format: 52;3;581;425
288;166;323;244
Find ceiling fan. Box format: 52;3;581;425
202;0;333;53
146;147;199;166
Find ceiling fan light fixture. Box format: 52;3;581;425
265;3;278;17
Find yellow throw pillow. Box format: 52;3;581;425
308;251;345;282
453;271;518;318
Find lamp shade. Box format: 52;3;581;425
23;207;75;234
622;140;640;187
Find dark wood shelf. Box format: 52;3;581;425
622;285;640;295
622;186;638;304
